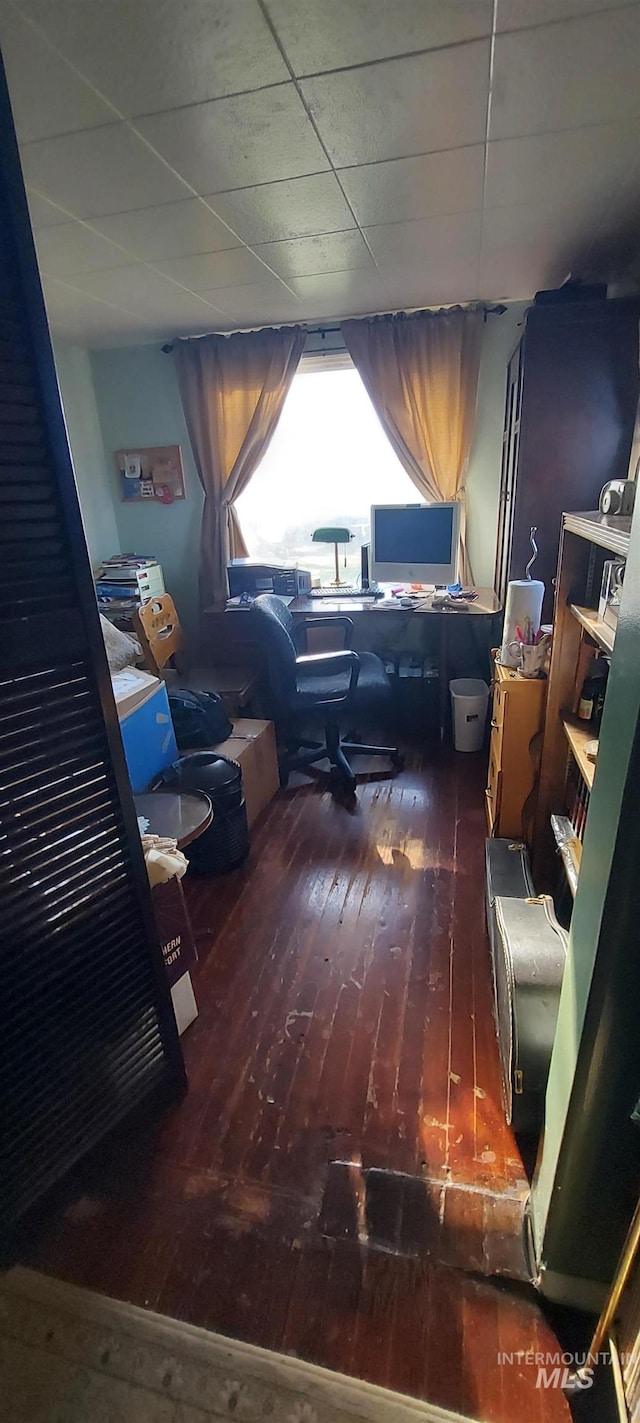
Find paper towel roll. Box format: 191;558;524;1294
500;579;545;667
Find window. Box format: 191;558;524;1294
235;362;417;585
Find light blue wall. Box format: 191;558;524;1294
53;341;120;570
465;301;528;587
89;344;204;650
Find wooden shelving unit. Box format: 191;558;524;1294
561;713;596;792
569;604;615;655
533;511;630;891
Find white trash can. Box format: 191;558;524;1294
449;678;489;752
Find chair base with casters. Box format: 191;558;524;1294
249;593;402;796
279;720;403;793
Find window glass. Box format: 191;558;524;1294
235;365;417;584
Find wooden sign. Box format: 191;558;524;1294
115;445;185;504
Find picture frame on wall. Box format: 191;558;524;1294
115;445;186;504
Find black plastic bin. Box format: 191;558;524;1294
159;752;250;874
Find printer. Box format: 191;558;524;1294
227;559;312;599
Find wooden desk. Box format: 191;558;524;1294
290;587;501;739
201;589;501;741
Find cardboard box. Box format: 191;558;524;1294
111;666;159;718
151;876;197;989
214;719;279;827
115;674;178;792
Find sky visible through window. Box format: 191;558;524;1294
235;365;417;584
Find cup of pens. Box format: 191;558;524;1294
508;619;551;677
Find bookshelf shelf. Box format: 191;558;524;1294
569;604;615;655
562;714;596;792
534;510;625;887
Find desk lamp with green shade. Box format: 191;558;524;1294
312;526;354;587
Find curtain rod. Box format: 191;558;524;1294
160;303;507;353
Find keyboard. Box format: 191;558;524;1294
308;584;383;600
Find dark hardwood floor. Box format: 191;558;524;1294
19;741;575;1422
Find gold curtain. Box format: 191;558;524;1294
342;306;484;582
175;325;305;608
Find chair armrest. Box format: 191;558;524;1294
293;616;354;651
295;649;360;703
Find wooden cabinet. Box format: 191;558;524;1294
486;654;547;840
495;300;640;623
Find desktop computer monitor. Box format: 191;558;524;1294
370;502;460;585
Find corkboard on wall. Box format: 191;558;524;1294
115;446;186;504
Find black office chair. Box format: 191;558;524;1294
249;594;401;794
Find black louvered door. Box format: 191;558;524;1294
0;56;186;1230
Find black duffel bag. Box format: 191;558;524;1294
168;687;233;749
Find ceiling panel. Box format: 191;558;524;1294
61;263;226;317
35;221;133;276
19;123;192;218
20;0;289;116
206;280;304;327
137;85;330;195
265;0;492;74
156;247;276;290
0;3;115;142
338;146;485;227
90;198;242;261
27;189;70;228
208;173;356;244
481;200;590;257
485;121;640;211
301;41;491;168
382;258;480;308
490;7;640;141
496;0;639;32
4;0;638;341
479;244;570;300
364;212;482;268
287;269;391;315
252;230;374;280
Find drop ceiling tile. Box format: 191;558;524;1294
35;221;133;276
481;201;589;255
137;85;330;195
27;190;70;228
0;3;116;143
156;247;271;290
206;281;304;326
479;244;570;300
62;264;226;318
265;0;492;74
253;230;374;280
485;122;640;211
208;173;356;244
287;269;390;316
21;0;289;116
338;146;485;226
90;199;241;261
496;0;637;32
19;123;192;219
301;41;491;168
381;259;480;309
364;212;481;268
490;8;640;141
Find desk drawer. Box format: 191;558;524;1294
489;703;505;764
486;742;502;834
492;677;507;729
